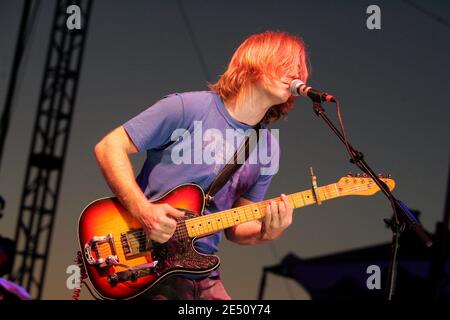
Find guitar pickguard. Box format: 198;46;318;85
152;211;220;276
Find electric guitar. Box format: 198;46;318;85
78;174;395;299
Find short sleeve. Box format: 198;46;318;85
123;94;184;152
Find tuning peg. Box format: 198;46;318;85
356;173;361;177
387;174;392;178
362;173;368;178
346;172;353;177
378;173;385;178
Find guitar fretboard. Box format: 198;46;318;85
185;183;342;238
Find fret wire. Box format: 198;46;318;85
298;191;306;205
248;205;255;220
324;185;331;200
221;211;227;229
246;206;253;221
207;216;214;233
230;209;236;226
235;208;241;224
228;209;234;225
328;185;335;198
240;207;246;223
250;205;256;220
289;194;298;208
214;215;220;232
246;206;251;221
322;186;328;201
238;207;244;224
300;191;307;206
319;187;327;201
334;183;340;196
241;207;247;223
245;206;251;221
239;207;246;224
228;209;235;226
247;205;255;221
226;210;233;227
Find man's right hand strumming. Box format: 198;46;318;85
135;202;185;243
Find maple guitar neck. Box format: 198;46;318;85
185;183;342;238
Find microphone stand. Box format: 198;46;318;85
309;97;432;300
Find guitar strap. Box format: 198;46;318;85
204;122;261;207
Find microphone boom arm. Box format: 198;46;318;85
307;96;432;300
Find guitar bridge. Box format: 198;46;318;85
84;233;118;267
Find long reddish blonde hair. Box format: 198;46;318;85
209;31;309;124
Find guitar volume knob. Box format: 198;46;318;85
107;274;118;287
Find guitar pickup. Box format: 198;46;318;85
107;261;158;287
121;229;152;258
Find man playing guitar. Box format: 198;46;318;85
93;31;309;299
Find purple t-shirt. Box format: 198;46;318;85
123;91;279;255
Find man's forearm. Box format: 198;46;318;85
226;221;269;245
94;132;149;216
94;127;185;244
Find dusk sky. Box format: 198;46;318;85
0;0;449;299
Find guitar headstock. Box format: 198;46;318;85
336;173;396;196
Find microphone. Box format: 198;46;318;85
290;79;336;103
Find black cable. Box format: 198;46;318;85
175;0;212;83
7;0;41;117
0;0;40;173
402;0;450;31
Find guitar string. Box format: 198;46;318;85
91;182;379;235
89;179;386;233
93;219;192;254
92;182;385;251
92;179;386;239
93;183;383;255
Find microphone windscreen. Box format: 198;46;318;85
289;79;304;96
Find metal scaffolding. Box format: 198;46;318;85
9;0;93;299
